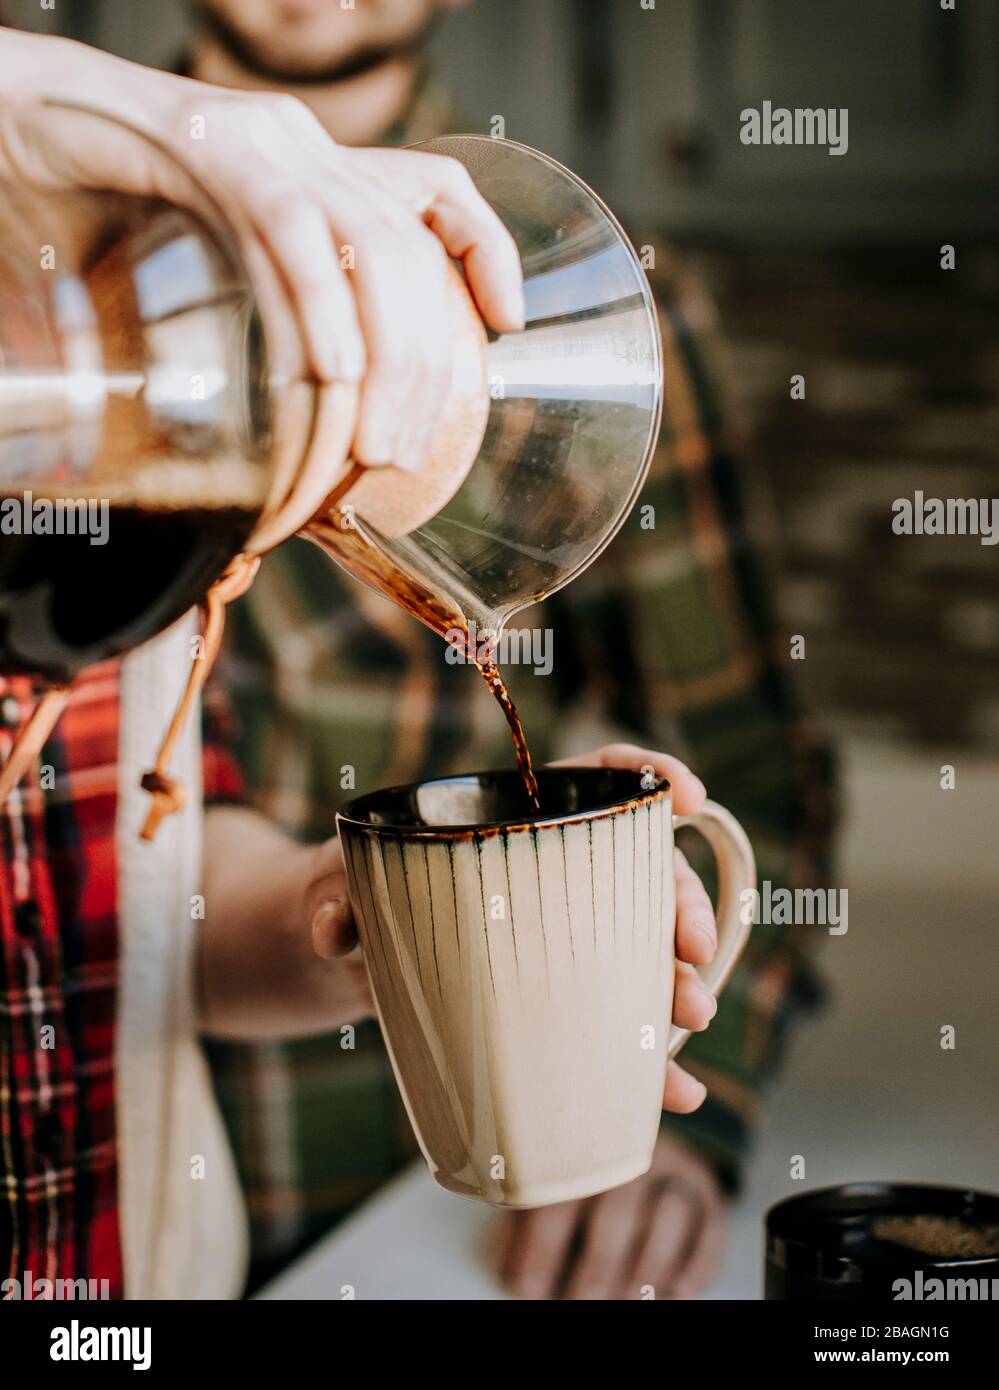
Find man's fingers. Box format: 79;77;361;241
251;191;365;384
497;1202;581;1300
673;961;717;1033
421;169;525;332
310;894;356;959
303;838;356;958
330;197;451;472
674;846;717;965
662;1061;707;1113
561;1181;646;1301
550;743;707;815
622;1182;698;1299
671;1198;728;1299
348;149;525;333
483;1211;516;1278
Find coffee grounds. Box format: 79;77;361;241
871;1214;999;1260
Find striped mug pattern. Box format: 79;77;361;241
338;767;755;1209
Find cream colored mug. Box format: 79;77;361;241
337;766;755;1209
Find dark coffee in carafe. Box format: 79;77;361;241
0;485;260;684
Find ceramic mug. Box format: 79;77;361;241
337;766;755;1208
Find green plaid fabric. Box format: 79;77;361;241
204;88;835;1290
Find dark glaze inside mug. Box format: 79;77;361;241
338;767;668;835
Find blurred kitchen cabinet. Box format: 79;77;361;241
607;0;999;242
6;0;190;64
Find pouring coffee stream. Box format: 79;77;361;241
0;126;662;831
306;505;542;812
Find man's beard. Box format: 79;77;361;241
190;2;439;86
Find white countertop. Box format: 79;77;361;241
256;1159;763;1300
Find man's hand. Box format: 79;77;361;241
0;29;524;477
552;743;720;1114
199;807;373;1039
488;1132;728;1300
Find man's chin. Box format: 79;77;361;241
193;4;437;87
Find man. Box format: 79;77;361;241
182;1;835;1298
3;22;730;1301
0;14;525;1297
1;17;726;1302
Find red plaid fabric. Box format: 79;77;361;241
0;664;121;1297
0;659;244;1298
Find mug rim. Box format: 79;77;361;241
336;767;671;839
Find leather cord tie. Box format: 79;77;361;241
0;686;72;810
139;551;261;842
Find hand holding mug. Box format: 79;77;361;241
335;743;756;1207
550;742;745;1114
310;742;728;1114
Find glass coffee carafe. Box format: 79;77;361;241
306;134;664;652
0;102;662;828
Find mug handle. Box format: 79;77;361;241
668;800;757;1060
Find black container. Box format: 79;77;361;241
765;1183;999;1300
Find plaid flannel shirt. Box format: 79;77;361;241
0;666;121;1298
0;663;243;1297
206;87;836;1288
